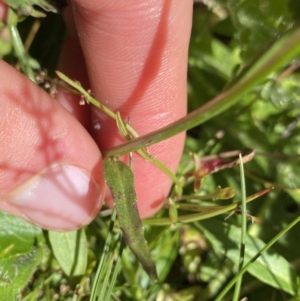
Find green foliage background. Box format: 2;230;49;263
1;0;300;300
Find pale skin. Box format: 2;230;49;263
0;0;193;230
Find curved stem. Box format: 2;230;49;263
56;71;181;185
103;26;300;157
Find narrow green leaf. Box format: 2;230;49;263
49;229;87;276
90;210;118;301
232;153;247;301
104;158;157;280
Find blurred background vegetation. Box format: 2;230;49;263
1;0;300;300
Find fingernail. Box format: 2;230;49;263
8;164;104;230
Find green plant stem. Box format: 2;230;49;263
145;197;254;226
214;214;300;301
104;239;124;301
103;26;300;157
145;188;271;225
232;154;247;301
56;71;180;185
7;8;35;82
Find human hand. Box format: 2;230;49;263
0;0;193;230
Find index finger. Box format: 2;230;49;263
59;0;193;217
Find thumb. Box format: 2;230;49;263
0;61;105;230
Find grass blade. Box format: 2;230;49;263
90;209;117;301
232;153;247;301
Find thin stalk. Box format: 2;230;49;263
7;9;35;82
98;249;116;301
145;188;272;225
145;195;255;226
232;154;247;301
56;71;180;185
104;239;124;301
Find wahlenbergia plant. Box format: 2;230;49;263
55;25;300;282
2;1;300;300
